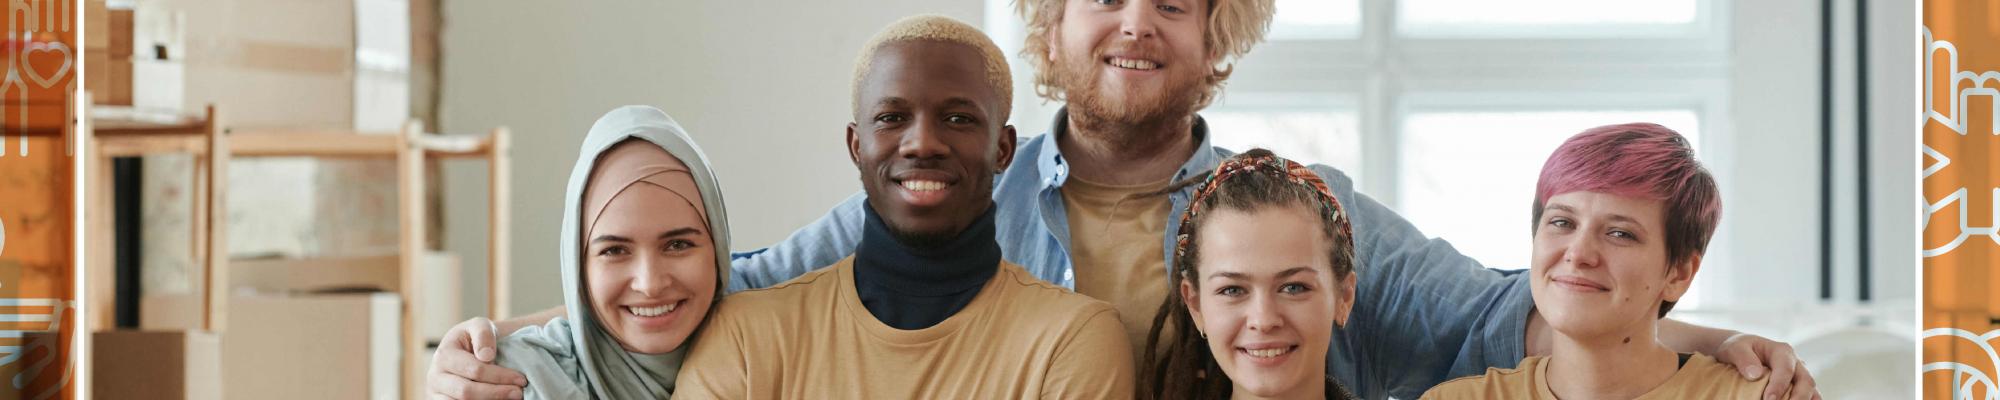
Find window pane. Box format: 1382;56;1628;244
1201;109;1363;184
1271;0;1362;39
1398;0;1700;37
1397;110;1701;269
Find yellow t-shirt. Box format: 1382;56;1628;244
675;257;1136;399
1419;354;1768;400
1061;176;1174;362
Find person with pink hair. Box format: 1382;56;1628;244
1423;123;1770;399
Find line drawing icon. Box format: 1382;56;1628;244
0;0;73;158
0;298;72;400
1926;328;2000;400
1924;27;2000;258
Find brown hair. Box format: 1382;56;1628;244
1138;149;1357;400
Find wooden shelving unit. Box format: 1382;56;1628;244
84;104;513;398
84;105;226;335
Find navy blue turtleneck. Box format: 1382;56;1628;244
852;204;1002;330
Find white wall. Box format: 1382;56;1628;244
437;1;985;316
436;0;1915;319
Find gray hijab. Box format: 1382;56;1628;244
497;105;730;399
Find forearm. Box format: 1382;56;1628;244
496;306;567;336
1656;318;1740;355
728;192;868;291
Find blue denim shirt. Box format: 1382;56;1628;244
729;108;1535;400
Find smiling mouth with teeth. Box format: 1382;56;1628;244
900;180;949;192
627;301;680;317
1243;346;1295;358
1107;57;1160;70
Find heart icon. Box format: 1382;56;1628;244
21;41;69;89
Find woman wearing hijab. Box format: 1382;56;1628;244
492;105;730;399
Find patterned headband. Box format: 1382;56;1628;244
1172;152;1355;274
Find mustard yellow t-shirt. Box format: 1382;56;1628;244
1419;354;1768;400
1062;176;1174;362
675;257;1135;399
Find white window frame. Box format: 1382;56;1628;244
986;0;1736;308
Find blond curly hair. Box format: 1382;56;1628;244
1015;0;1276;110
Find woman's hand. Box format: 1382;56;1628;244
1714;333;1821;400
427;317;527;400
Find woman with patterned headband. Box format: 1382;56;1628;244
1140;148;1360;400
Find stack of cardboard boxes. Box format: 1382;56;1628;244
126;252;461;400
84;0;131;105
95;0;410;129
88;0;454;399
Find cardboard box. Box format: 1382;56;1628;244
139;293;201;331
85;5;136;105
86;0;105;51
92;330;222;400
131;58;182;112
87;50;133;105
145;255;461;335
223;292;401;400
229;252;462;339
129;4;183;113
136;0;409;130
109;9;134;57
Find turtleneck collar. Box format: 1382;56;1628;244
852;203;1003;329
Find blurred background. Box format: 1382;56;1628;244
86;0;1916;398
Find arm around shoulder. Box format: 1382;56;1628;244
728;192;869;291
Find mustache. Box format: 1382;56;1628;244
892;158;952;172
1093;38;1167;62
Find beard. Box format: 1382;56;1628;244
1053;40;1209;136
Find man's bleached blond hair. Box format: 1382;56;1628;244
1015;0;1275;110
851;15;1013;119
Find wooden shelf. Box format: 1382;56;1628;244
85;104;513;399
226;129;502;159
89;109;215;157
228;131;399;157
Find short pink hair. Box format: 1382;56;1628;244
1533;123;1720;271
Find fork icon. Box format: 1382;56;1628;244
0;0;73;158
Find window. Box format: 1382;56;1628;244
987;0;1730;305
1271;0;1362;40
1398;0;1706;37
1202;94;1362;182
1398;110;1702;268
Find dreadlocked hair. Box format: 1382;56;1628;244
1138;148;1358;400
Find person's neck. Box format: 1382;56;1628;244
1544;322;1682;400
854;204;1000;294
851;204;1002;329
1057;109;1198;186
1229;383;1326;400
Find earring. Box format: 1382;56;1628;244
1199;329;1207;339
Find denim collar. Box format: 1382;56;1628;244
1033;107;1223;191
